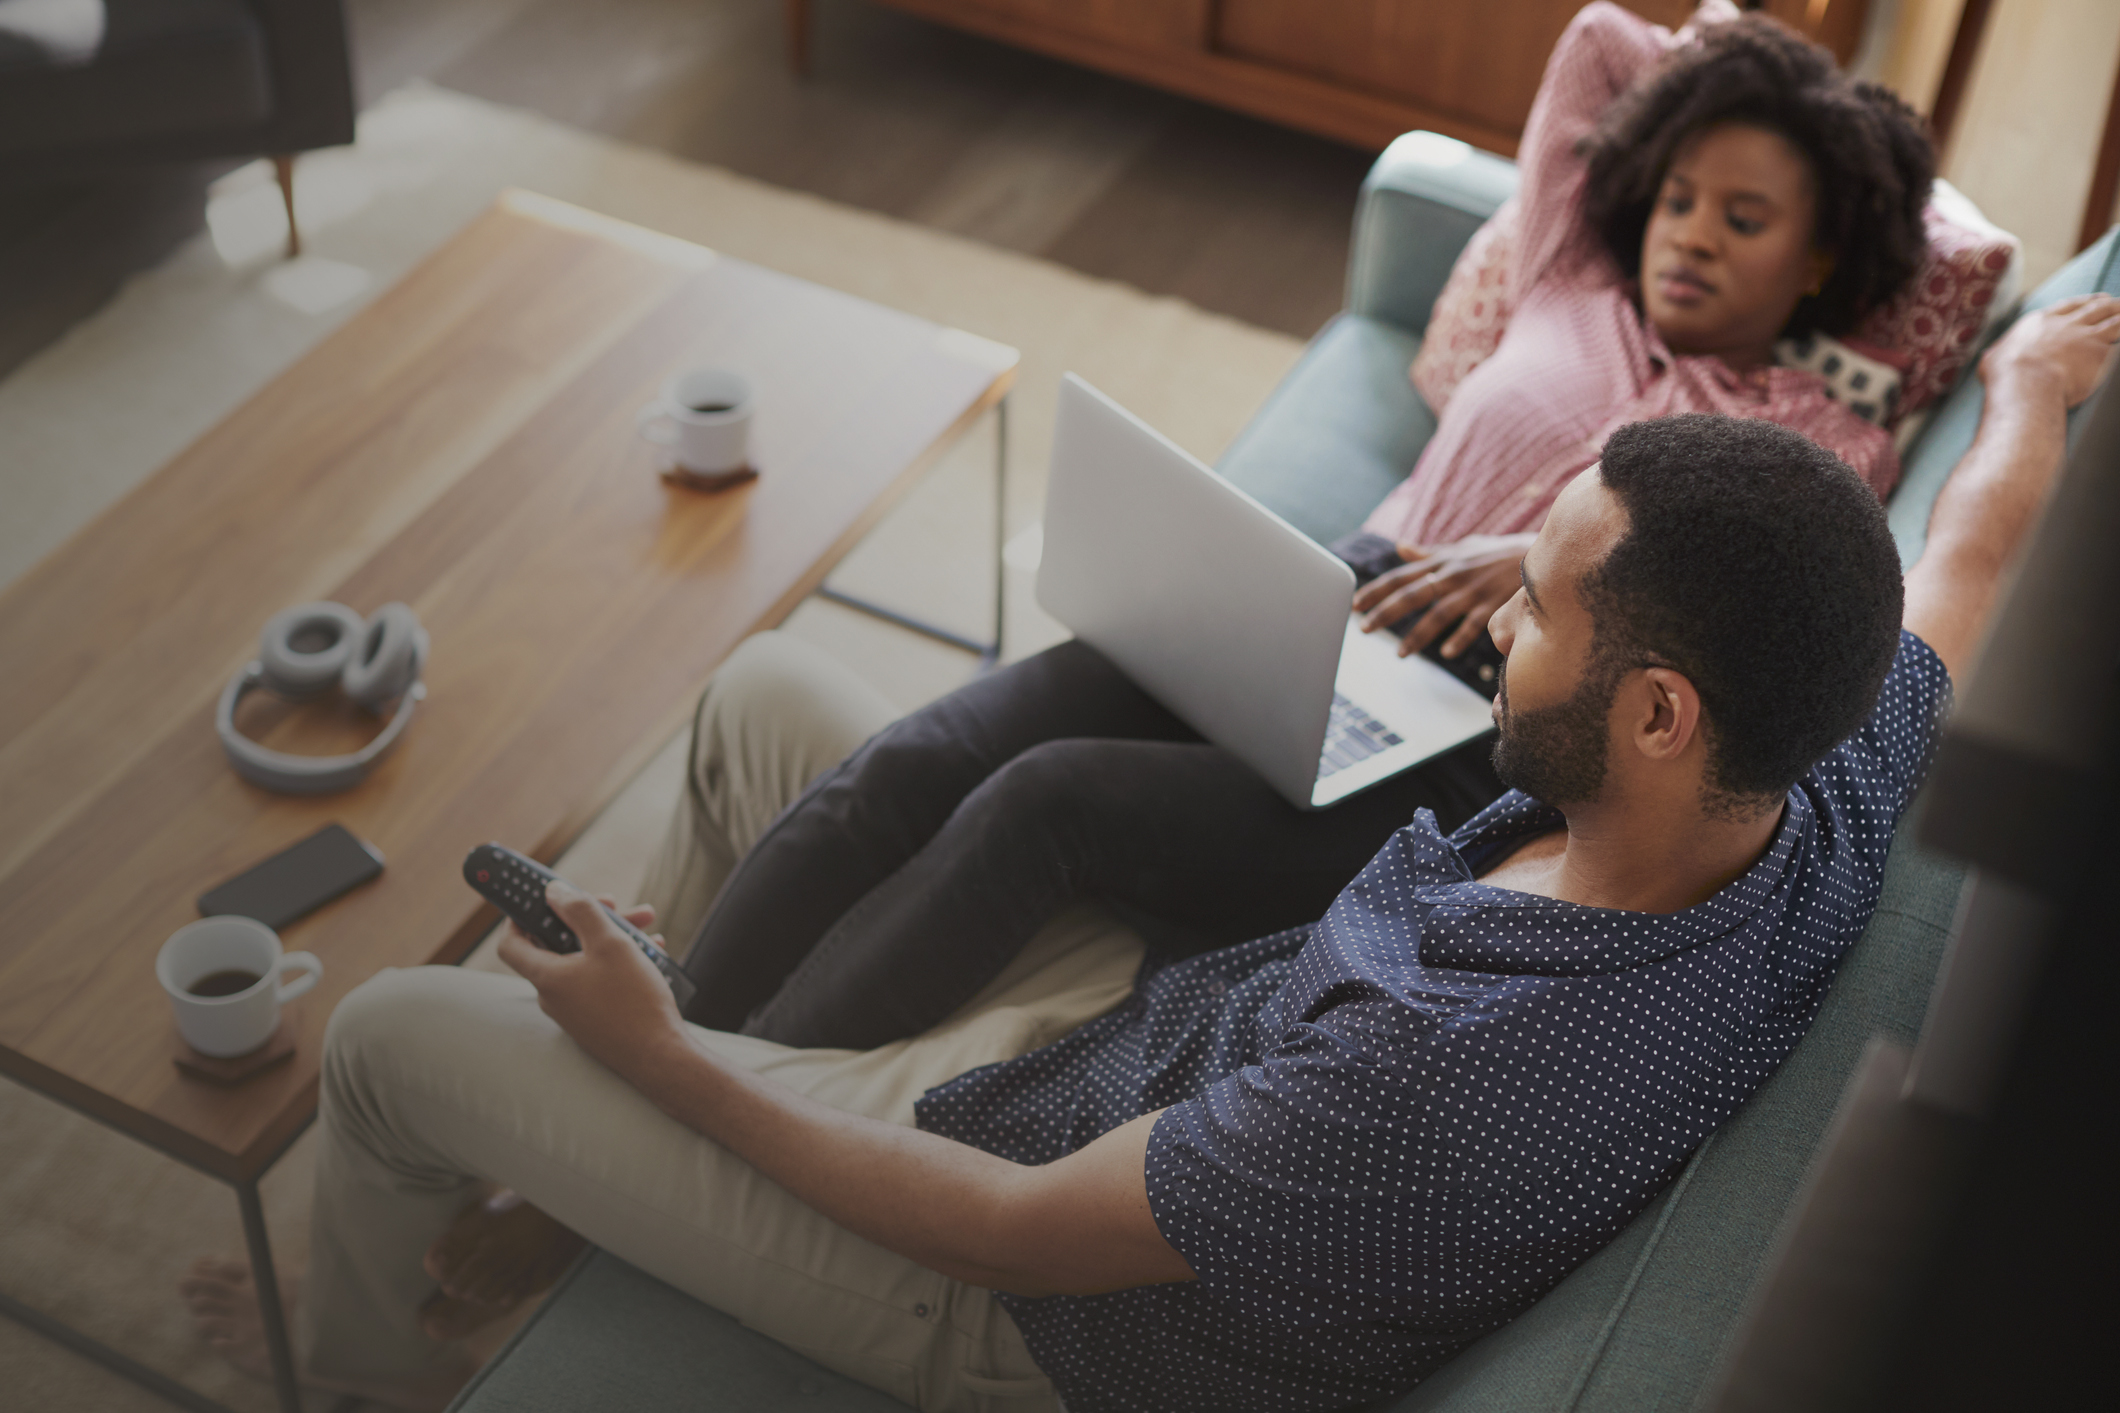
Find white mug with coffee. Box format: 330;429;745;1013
157;915;323;1058
636;368;755;480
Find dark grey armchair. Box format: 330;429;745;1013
0;0;355;254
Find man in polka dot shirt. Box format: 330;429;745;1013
192;299;2118;1413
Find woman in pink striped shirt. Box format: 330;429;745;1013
1352;1;1934;662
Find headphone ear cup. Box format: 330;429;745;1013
342;602;427;710
257;602;366;699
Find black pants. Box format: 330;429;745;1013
677;635;1505;1050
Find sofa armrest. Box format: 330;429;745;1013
1345;132;1520;336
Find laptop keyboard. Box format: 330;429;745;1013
1318;692;1405;779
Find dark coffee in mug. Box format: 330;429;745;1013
640;369;752;477
189;968;263;997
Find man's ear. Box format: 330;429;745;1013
1632;666;1702;763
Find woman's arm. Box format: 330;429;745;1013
1512;3;1672;294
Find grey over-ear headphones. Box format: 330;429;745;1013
216;601;430;794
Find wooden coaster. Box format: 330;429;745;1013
660;464;760;493
173;1019;297;1085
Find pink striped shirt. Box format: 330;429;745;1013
1362;2;1896;548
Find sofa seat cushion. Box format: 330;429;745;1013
1215;312;1434;547
0;0;270;161
448;1249;917;1413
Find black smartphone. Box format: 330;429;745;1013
198;823;384;930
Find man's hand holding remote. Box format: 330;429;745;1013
496;882;1193;1298
497;882;686;1084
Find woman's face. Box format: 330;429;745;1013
1638;122;1830;370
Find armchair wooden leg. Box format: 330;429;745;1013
786;0;810;77
272;153;300;260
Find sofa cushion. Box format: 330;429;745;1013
448;1248;917;1413
1215;312;1435;547
1409;197;1518;416
1857;182;2022;431
0;0;270;161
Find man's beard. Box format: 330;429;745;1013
1490;659;1621;808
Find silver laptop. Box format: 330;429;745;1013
1036;375;1498;810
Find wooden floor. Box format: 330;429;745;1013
0;0;1369;382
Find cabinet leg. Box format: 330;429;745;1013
786;0;811;77
272;154;301;260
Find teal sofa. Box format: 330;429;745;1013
450;136;2120;1413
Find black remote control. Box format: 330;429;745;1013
462;843;697;1010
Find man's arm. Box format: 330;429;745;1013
1903;294;2120;682
498;884;1197;1298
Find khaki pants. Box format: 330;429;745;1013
303;634;1146;1411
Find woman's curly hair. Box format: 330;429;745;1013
1578;13;1935;338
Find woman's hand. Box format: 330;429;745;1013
1979;293;2120;409
497;886;685;1084
1353;533;1534;658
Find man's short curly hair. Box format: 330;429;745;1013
1578;13;1935;338
1586;414;1904;810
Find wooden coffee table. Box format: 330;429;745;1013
0;191;1016;1413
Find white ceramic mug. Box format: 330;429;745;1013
156;916;323;1058
636;369;754;475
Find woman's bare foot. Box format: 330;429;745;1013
178;1257;471;1413
418;1189;588;1341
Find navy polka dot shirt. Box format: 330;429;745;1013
916;632;1950;1413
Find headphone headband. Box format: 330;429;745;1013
217;601;429;794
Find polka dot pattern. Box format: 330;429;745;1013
917;632;1949;1413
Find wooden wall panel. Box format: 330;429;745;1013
1216;0;1699;138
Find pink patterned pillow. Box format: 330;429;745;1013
1407;186;2018;427
1410;197;1519;414
1853;191;2020;420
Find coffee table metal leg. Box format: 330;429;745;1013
237;1178;305;1413
0;1075;318;1413
989;394;1008;663
816;394;1008;666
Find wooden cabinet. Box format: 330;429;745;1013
978;0;1211;53
1216;0;1694;137
795;0;1867;157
